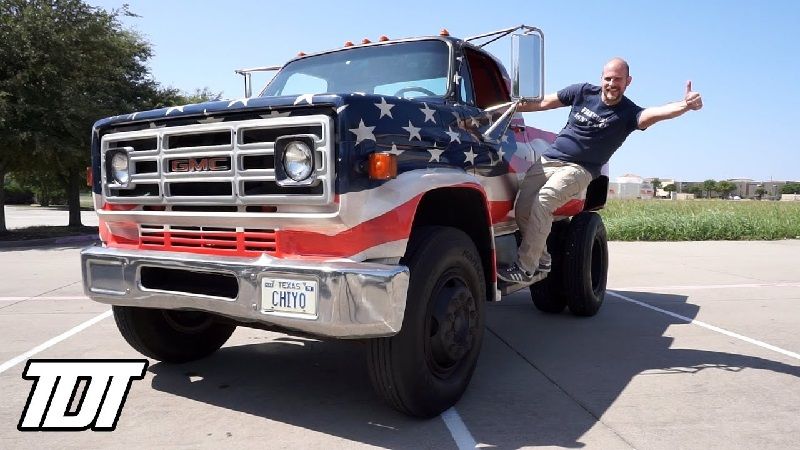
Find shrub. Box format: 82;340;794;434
600;199;800;241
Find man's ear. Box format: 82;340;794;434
626;76;632;87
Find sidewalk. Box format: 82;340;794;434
1;205;100;249
4;205;99;229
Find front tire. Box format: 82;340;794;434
367;226;486;418
113;306;236;363
563;212;608;316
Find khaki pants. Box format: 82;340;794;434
515;156;593;272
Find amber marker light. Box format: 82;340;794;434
368;152;398;180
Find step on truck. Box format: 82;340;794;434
81;25;610;418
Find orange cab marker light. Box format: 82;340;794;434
440;28;450;36
368;152;398;180
297;51;306;56
362;38;371;44
379;35;389;42
344;41;354;47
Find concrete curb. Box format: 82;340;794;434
0;234;99;250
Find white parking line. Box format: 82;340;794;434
610;282;800;291
441;407;478;450
0;310;112;375
607;291;800;361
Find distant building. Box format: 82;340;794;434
612;178;799;200
608;174;653;199
646;178;677;198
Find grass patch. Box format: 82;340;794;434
0;226;98;242
599;199;800;241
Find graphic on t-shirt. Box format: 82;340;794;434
573;107;608;129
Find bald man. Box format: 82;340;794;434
498;58;703;284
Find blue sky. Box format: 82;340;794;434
87;0;800;182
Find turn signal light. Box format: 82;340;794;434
86;166;93;187
368;152;398;180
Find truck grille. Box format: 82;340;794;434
140;225;277;256
100;115;334;208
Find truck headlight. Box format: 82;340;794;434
283;141;313;181
107;150;130;185
275;135;316;186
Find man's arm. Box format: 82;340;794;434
516;93;565;112
638;80;703;129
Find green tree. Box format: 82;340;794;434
688;186;703;197
663;184;676;193
781;182;800;195
650;178;662;198
703;179;718;199
716;180;737;199
755;187;768;200
184;87;223;104
0;0;161;229
14;169;64;206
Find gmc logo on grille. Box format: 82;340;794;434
170;157;229;172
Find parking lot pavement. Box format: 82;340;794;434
1;240;799;449
3;205;99;230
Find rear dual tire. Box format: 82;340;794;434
530;212;608;317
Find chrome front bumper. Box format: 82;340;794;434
80;246;409;338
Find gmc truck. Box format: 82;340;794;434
81;25;609;418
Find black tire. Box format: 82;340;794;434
529;220;569;313
367;226;486;418
113;306;236;363
563;212;608;317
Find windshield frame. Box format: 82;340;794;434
259;37;456;101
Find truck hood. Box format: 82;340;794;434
92;93;447;131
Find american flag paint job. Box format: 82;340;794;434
90;37;560;262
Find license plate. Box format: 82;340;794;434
261;277;318;317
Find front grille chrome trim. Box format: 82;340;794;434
100;115;334;206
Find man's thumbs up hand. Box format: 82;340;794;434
685;80;703;110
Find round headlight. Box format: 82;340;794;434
110;152;130;184
283;141;313;181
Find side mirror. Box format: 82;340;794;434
511;32;544;100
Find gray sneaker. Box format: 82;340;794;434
537;260;551;273
497;263;535;284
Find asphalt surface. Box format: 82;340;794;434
1;207;799;449
3;205;99;230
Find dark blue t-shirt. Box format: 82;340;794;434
543;83;643;178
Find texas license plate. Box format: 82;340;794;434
260;277;318;317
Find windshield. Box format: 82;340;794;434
261;40;451;99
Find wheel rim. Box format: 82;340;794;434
161;310;214;333
426;270;478;378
